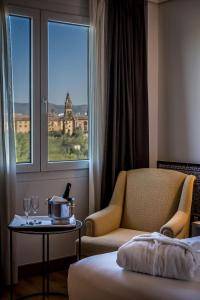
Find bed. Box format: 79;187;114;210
68;251;200;300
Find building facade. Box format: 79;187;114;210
15;93;88;135
15;114;30;133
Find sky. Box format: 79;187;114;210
10;15;88;107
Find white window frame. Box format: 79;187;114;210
9;6;41;173
41;11;89;172
9;6;89;173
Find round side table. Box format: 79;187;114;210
8;218;83;300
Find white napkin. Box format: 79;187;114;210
50;195;68;203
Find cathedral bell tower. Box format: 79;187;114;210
63;92;74;135
64;92;73;119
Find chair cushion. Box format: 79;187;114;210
80;228;148;256
121;168;187;232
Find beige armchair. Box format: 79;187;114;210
80;168;195;257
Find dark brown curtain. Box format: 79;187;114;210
101;0;149;209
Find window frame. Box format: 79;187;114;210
9;6;41;173
41;11;89;172
9;6;89;173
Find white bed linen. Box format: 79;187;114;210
68;251;200;300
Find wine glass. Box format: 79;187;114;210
23;197;31;225
31;196;39;223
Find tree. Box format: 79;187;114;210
16;132;30;163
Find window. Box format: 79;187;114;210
48;21;88;162
10;15;32;164
9;7;89;172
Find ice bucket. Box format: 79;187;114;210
48;196;72;225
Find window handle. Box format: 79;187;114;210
42;98;48;113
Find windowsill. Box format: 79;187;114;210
16;167;89;182
16;160;89;174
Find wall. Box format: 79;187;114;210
158;0;200;163
8;0;89;268
148;2;159;167
16;170;88;266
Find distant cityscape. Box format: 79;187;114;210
14;93;88;135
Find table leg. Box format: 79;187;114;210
78;228;81;260
10;230;13;300
42;233;45;299
47;233;50;294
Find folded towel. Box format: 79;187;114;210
116;232;200;281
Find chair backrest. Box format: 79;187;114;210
121;168;187;232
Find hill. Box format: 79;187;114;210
14;102;88;115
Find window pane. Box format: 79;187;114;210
48;21;88;162
10;15;32;164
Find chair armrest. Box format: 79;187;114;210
160;174;196;238
85;204;122;237
178;175;196;212
160;211;188;237
85;171;126;237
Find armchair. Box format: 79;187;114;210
80;168;195;256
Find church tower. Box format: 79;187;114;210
63;92;74;135
64;92;73;118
